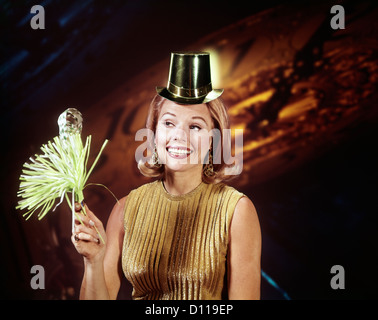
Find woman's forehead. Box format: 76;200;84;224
159;99;212;121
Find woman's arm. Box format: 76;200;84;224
227;196;262;300
103;196;126;299
72;197;126;300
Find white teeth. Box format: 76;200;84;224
167;147;192;155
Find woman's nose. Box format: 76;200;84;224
170;127;188;143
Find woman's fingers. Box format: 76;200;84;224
84;204;103;228
73;202;106;243
74;232;100;244
71;203;107;263
74;211;90;226
73;224;100;244
75;202;82;212
82;204;106;240
75;223;97;238
74;203;99;227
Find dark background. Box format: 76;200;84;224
1;0;377;299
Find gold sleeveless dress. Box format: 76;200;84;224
121;180;244;300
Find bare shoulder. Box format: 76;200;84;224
230;196;261;243
232;196;259;227
107;196;127;231
234;196;257;214
114;195;128;210
113;196;127;215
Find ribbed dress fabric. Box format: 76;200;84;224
122;180;244;300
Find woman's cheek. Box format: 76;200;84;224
154;127;167;164
195;133;212;164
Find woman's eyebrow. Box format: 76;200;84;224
161;112;176;118
192;116;208;126
161;112;209;126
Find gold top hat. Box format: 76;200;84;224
156;52;223;105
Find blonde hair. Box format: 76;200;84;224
138;95;239;183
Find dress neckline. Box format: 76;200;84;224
159;180;205;201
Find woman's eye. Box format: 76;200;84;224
164;121;174;127
190;124;202;131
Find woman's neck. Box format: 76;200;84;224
163;168;203;196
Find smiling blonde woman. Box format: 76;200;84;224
72;52;261;300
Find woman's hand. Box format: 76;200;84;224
71;203;107;265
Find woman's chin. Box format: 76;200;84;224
159;150;205;173
164;160;202;174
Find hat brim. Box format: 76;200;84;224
156;87;224;105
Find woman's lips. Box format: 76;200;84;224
166;146;193;159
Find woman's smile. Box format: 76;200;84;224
155;99;213;170
166;145;193;159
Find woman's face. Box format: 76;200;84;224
155;99;213;173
